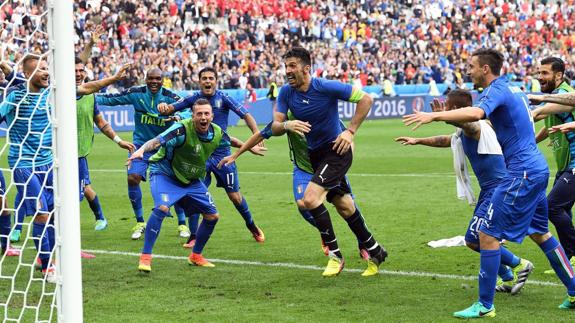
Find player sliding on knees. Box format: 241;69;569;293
225;46;387;277
396;89;533;294
130;99;265;272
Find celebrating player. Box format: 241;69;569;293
96;67;190;240
131;99;265;272
0;56;56;281
396;89;532;294
403;49;575;317
74;57;136;234
528;57;575;273
158;67;265;244
262;46;387;277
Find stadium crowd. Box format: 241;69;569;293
1;0;575;92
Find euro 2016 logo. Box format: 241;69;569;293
412;97;425;113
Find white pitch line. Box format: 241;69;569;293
84;249;561;287
89;169;457;178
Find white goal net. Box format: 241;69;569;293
0;0;82;322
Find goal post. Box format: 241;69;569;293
50;0;83;322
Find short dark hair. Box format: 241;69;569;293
283;46;312;66
540;57;565;74
198;67;217;80
447;89;473;109
75;56;83;65
471;48;504;75
193;98;211;110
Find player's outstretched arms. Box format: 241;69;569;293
549;121;575;134
529;92;575;107
395;135;452;147
218;133;266;169
126;138;161;167
531;103;573;122
77;63;130;95
403;107;484;130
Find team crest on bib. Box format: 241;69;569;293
161;194;169;203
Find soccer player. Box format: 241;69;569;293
403;49;575;317
0;55;56;281
131;99;265;272
528;57;575;273
74;57;136;232
263;46;387;277
96;68;190;240
218;111;369;259
395;89;532;294
157;67;265;244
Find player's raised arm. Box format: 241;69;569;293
77;63;130;96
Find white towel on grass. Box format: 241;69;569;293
427;236;466;248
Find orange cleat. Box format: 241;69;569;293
138;253;152;273
188;252;215;267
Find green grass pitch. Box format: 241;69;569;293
2;119;574;322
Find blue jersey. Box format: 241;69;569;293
0;84;52;168
172;90;247;156
476;77;548;174
95;86;181;146
277;78;352;151
461;132;507;190
149;123;231;179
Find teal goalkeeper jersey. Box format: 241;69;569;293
95;85;182;146
0;84;53;168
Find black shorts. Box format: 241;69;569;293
309;143;352;201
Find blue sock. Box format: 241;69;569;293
142;209;166;255
174;204;186;226
478;249;500;309
192;218;218;254
14;207;24;231
540;237;575;295
234;197;254;226
467;242;513;281
47;217;55;251
0;215;10;250
88;195;105;221
500;247;520;268
128;185;144;222
33;222;51;270
188;213;200;238
298;208;317;227
498;265;514;282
